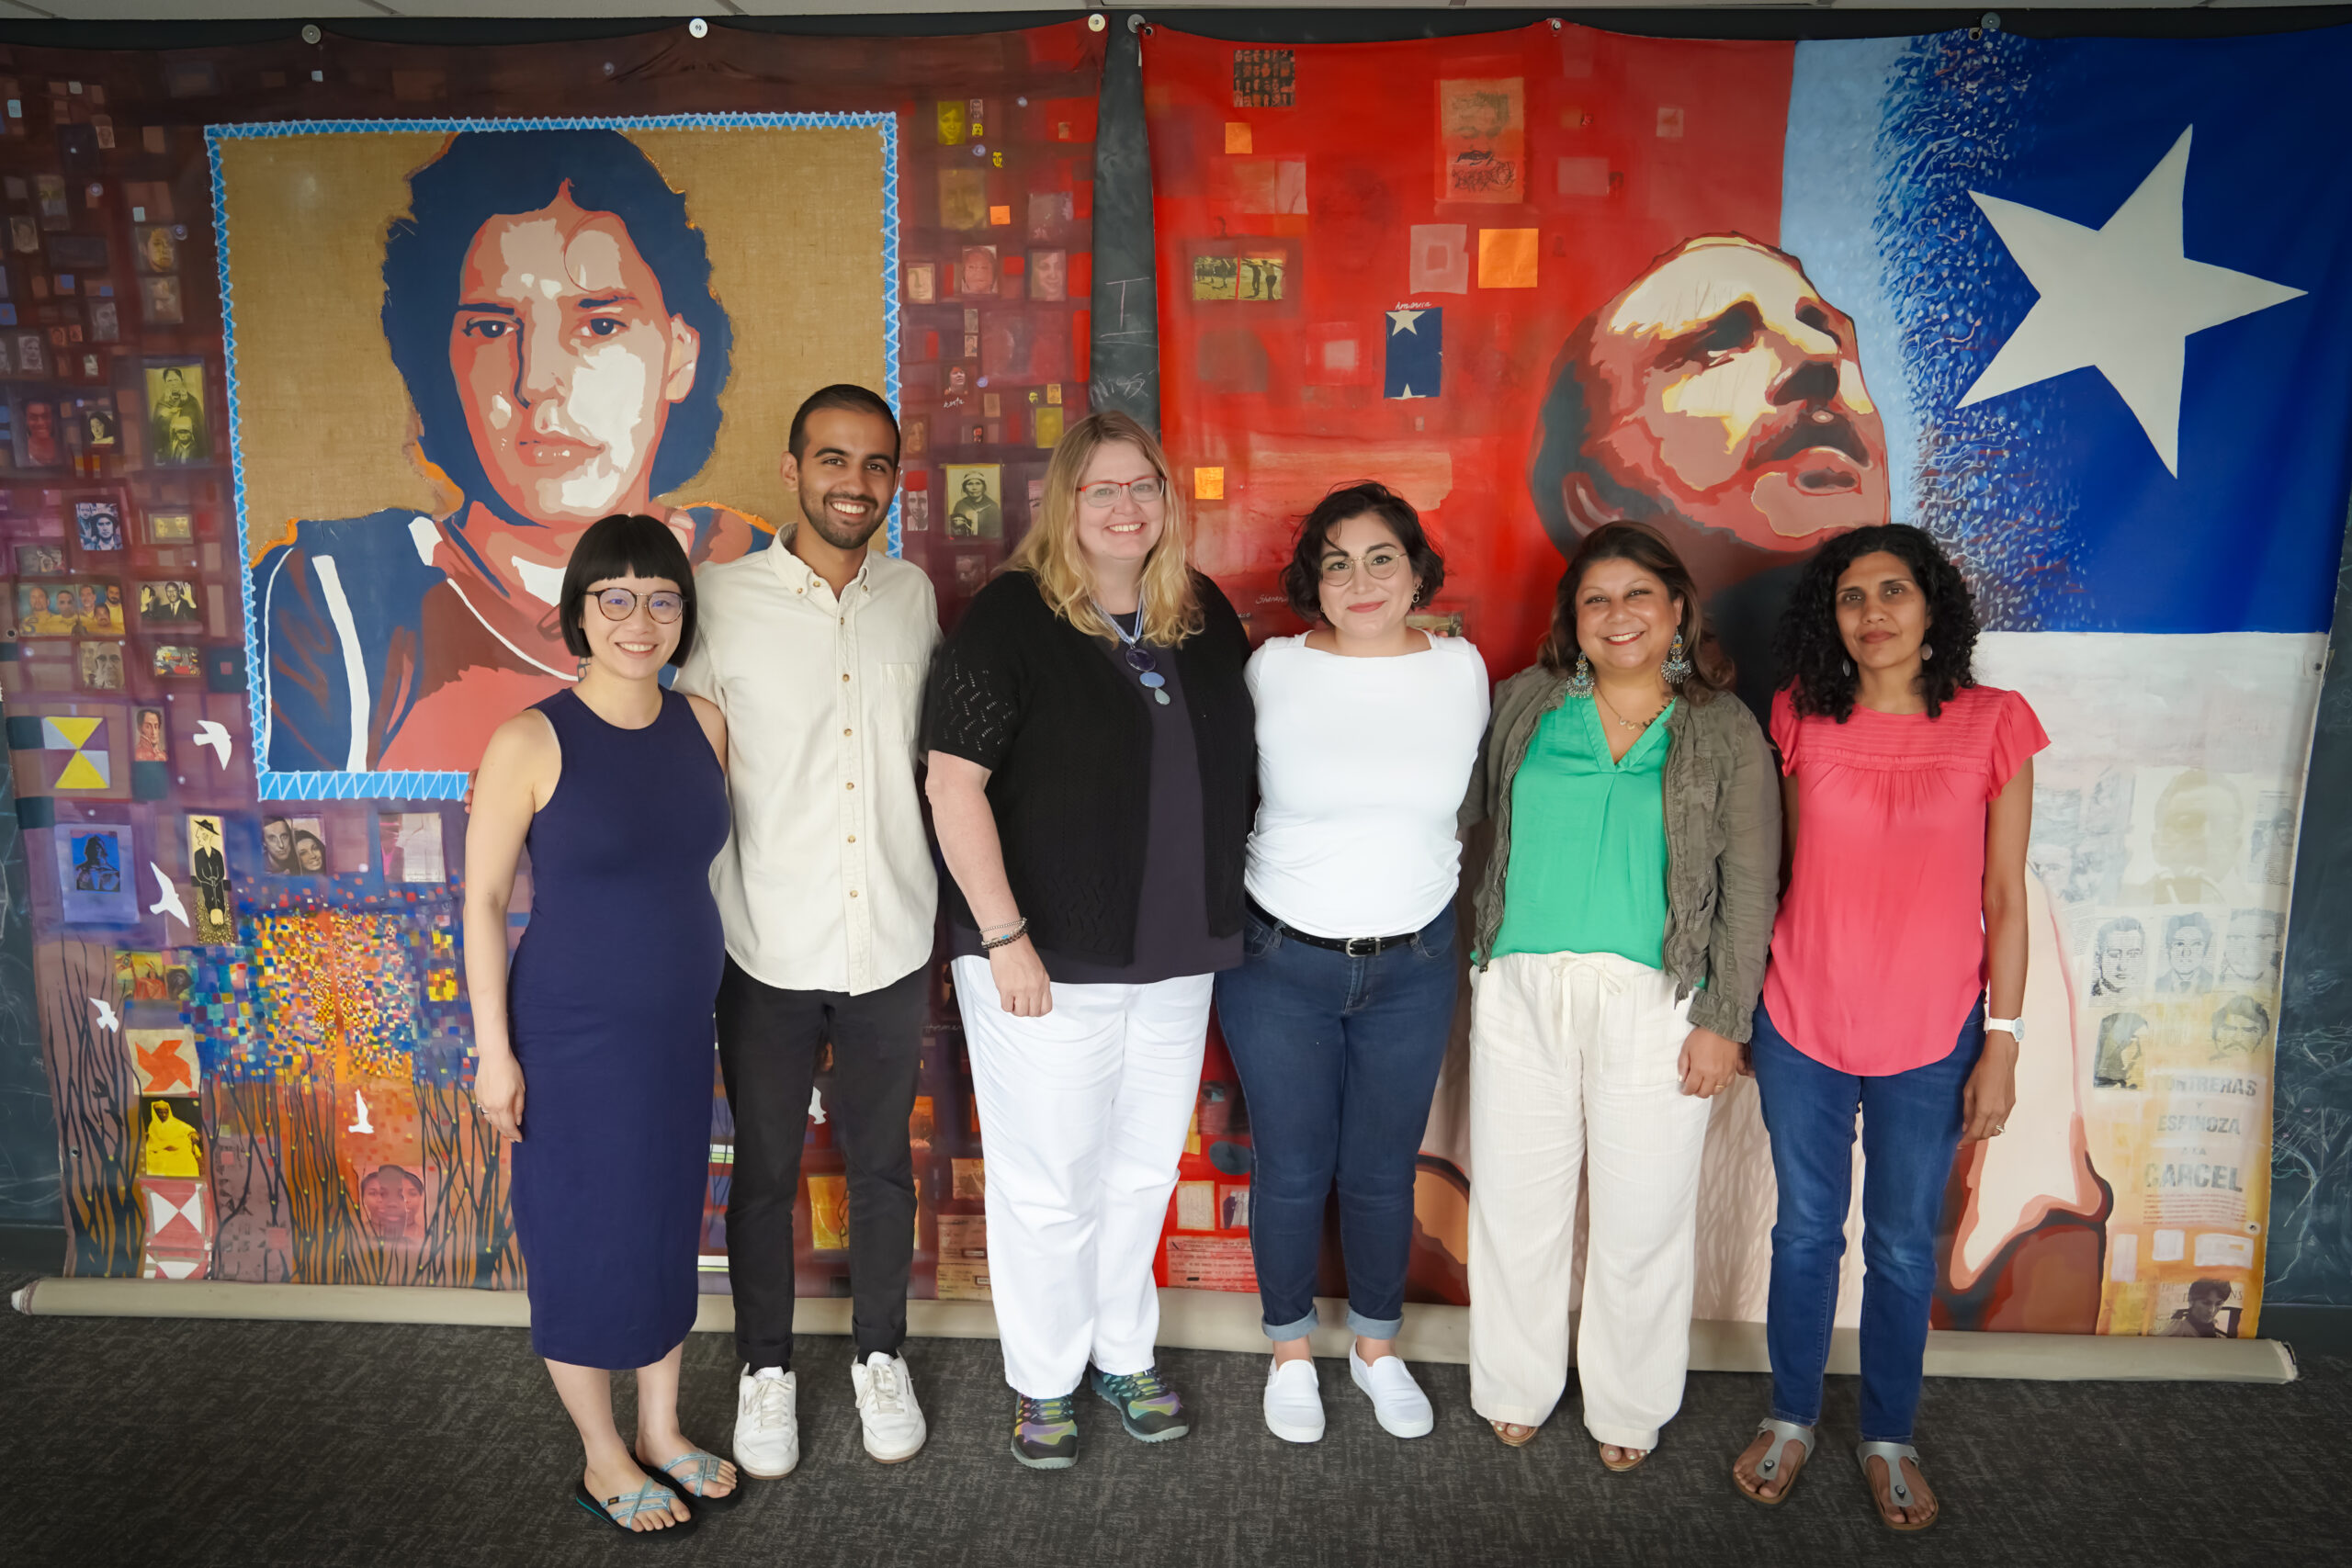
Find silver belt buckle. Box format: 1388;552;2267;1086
1344;936;1380;957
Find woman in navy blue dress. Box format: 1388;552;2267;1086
464;513;737;1537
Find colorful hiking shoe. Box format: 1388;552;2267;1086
1091;1365;1191;1442
1012;1393;1079;1470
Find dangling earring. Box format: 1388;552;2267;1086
1840;658;1854;677
1660;631;1692;686
1568;652;1595;697
1922;643;1935;662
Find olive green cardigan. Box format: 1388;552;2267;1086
1459;666;1781;1043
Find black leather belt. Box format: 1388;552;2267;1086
1247;897;1418;957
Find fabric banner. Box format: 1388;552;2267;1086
1144;19;2352;1336
2;22;1104;1292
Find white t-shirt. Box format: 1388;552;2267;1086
1243;632;1491;940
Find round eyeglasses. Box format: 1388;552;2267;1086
594;587;685;623
1078;477;1166;510
1318;547;1407;582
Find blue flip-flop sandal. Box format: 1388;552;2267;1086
650;1450;741;1512
573;1476;696;1540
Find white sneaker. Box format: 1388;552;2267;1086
733;1365;799;1478
852;1351;928;1463
1263;1356;1325;1444
1350;1348;1434;1438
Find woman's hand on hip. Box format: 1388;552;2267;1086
1679;1025;1742;1099
1962;1032;2019;1144
473;1052;525;1143
989;936;1054;1018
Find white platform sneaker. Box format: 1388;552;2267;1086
1351;1348;1434;1438
733;1365;799;1479
1263;1356;1326;1444
853;1351;928;1463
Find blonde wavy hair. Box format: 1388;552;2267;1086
1007;409;1203;646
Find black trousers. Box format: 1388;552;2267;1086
716;956;925;1371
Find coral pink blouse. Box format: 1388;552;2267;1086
1763;683;2047;1076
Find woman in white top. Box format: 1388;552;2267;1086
1214;481;1489;1445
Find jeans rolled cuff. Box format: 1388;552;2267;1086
1769;1404;1822;1431
1345;1308;1403;1340
1859;1430;1916;1449
1263;1308;1320;1343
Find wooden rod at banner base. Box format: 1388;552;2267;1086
10;1278;2297;1385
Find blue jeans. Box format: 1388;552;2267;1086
1213;901;1458;1340
1750;999;1982;1444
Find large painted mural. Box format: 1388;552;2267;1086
1144;19;2352;1337
1;17;2346;1344
0;22;1106;1294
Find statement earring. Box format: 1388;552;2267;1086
1568;652;1595;696
1660;631;1692;686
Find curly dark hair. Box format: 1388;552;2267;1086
1279;481;1444;624
1773;524;1980;721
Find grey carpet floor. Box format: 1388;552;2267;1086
4;1280;2346;1568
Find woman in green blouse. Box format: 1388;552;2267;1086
1460;522;1780;1467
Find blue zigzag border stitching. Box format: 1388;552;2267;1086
207;112;899;803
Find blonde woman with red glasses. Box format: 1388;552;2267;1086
925;411;1256;1470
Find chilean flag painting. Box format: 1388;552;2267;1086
1148;21;2350;1337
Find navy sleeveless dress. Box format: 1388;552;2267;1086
507;688;729;1370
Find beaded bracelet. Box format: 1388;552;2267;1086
980;917;1029;952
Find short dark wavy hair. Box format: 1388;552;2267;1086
559;513;698;667
1773;523;1980;721
381;129;733;525
1280;481;1444;623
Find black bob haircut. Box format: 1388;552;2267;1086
559;513;699;667
1772;523;1982;722
1280;481;1444;623
789;384;900;463
381;130;733;525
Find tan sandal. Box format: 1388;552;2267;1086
1598;1442;1647;1472
1488;1419;1538;1449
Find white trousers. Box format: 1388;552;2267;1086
1467;950;1712;1449
953;956;1211;1398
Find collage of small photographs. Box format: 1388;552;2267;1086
2049;765;2292;1339
892;88;1097;615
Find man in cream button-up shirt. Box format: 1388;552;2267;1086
673;387;938;1475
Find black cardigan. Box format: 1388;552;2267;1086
923;569;1255;966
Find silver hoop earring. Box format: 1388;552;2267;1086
1568;653;1595;697
1660;630;1692;686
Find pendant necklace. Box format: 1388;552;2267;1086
1100;595;1170;705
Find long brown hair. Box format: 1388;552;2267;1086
1537;521;1731;704
1006;410;1203;646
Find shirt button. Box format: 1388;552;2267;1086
843;728;853;737
842;672;851;682
849;889;859;898
847;835;857;843
845;781;855;790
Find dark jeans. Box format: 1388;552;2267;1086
1750;998;1983;1443
716;957;925;1371
1213;901;1458;1340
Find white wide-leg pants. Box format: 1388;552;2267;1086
1467;950;1713;1450
953;956;1211;1399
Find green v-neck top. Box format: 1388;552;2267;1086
1491;696;1677;970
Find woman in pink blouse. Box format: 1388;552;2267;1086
1729;525;2043;1533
